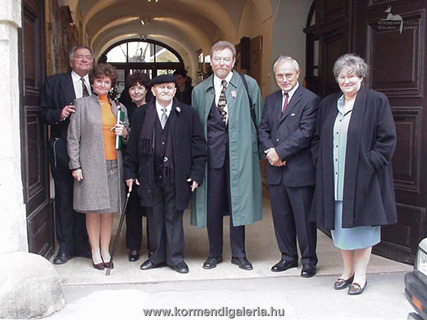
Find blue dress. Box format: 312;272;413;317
331;95;380;250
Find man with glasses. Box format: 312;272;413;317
191;41;263;271
124;74;206;274
259;56;320;277
40;45;93;264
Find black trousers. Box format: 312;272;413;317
207;154;245;258
269;183;317;265
51;167;88;257
146;183;185;267
125;187;150;252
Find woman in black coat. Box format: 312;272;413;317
123;71;151;262
311;54;397;295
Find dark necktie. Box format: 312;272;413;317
282;92;289;114
81;77;89;97
217;80;228;124
161;107;168;129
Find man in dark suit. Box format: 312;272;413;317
40;45;93;264
259;56;320;277
124;74;206;274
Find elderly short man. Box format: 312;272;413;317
124;74;206;274
259;56;320;277
40;45;93;264
192;41;263;271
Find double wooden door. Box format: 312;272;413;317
307;0;427;263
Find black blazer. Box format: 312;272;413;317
40;72;76;170
124;99;207;211
259;85;320;187
311;87;397;229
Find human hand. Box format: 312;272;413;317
126;179;140;192
113;122;127;137
72;169;83;181
60;104;75;120
187;178;199;192
264;148;281;165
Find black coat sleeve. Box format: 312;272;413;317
40;76;63;125
189;108;207;185
124;106;146;180
258;96;275;151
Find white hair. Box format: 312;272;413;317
273;55;300;73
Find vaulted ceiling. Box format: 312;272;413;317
62;0;272;71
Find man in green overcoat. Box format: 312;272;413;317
191;40;263;270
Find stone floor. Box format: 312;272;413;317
49;193;415;319
52;192;412;285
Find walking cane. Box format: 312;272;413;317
105;191;131;276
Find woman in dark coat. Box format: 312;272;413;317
311;54;397;295
123;71;150;262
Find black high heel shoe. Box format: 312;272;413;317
92;258;105;270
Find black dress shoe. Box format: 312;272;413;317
53;253;72;265
348;281;367;295
334;275;354;290
128;250;140;262
203;256;223;269
271;259;297;272
301;264;316;278
231;257;253;270
173;261;189;274
140;259;157;270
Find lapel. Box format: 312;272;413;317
110;98;119;119
279;85;303;125
203;75;215;123
169;98;179;138
272;90;283;122
62;72;76;104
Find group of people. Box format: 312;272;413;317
41;40;397;295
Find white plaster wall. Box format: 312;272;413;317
271;0;312;90
0;0;27;255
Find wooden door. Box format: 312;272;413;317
20;0;54;258
307;0;427;263
365;0;427;263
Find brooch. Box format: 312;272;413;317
231;90;237;98
176;107;181;113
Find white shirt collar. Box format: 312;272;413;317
282;82;299;102
156;100;173;120
214;71;233;89
71;71;90;84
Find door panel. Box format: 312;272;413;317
21;0;54;258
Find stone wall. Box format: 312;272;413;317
0;0;28;257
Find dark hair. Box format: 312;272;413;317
173;69;187;78
92;63;118;86
69;45;93;61
126;71;150;89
